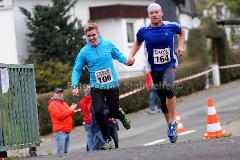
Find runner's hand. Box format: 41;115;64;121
175;47;184;57
126;56;135;66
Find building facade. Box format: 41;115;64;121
0;0;197;79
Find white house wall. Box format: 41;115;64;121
12;0;152;65
120;18;150;78
95;18;127;76
73;0;153;78
10;0;152;79
74;0;153;25
178;13;193;41
0;8;18;64
4;0;196;79
179;14;193;29
95;18;150;79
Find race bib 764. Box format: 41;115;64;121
153;48;171;64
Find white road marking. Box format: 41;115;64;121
178;130;196;136
143;129;196;146
143;139;166;146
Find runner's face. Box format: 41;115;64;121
148;9;163;26
86;29;99;46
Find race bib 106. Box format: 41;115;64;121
153;48;171;64
95;67;113;84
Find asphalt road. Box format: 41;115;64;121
21;79;240;159
27;136;240;160
110;79;240;148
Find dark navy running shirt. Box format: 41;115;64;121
136;21;182;71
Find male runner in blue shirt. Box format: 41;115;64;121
129;3;185;143
72;23;133;149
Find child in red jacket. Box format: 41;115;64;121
48;88;78;157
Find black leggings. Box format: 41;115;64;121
91;88;124;141
151;68;176;114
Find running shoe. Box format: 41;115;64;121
167;121;178;143
119;108;131;130
101;137;115;150
148;110;157;114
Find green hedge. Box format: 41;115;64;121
220;51;240;83
34;61;72;93
33;61;90;93
187;17;240;84
203;18;240;83
119;76;148;113
175;61;208;97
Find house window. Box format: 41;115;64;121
127;22;134;43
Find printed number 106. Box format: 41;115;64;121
98;75;111;83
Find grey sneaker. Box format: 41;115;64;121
119;108;131;130
148;110;157;114
101;137;115;150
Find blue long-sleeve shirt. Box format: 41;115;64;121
71;36;127;89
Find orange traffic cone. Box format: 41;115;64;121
203;97;231;139
176;112;186;133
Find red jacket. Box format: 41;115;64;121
145;72;152;90
79;96;92;125
48;99;74;132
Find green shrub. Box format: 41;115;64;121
203;18;240;83
220;51;240;83
188;17;240;84
20;0;84;65
175;58;208;97
37;93;52;135
187;28;208;61
120;90;148;113
177;26;211;97
34;61;71;93
34;61;89;93
20;0;87;94
119;76;148;113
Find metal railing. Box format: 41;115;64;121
0;63;40;151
